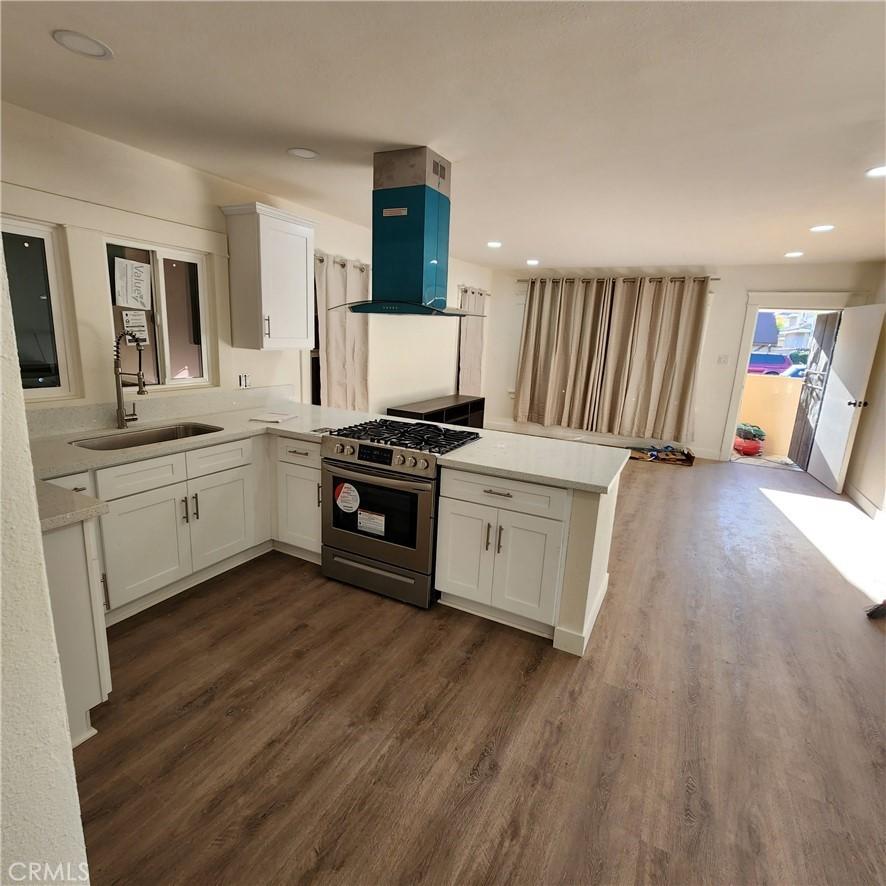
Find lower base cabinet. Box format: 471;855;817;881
101;466;256;609
188;466;255;571
436;495;564;625
276;462;322;552
101;481;193;609
42;518;111;746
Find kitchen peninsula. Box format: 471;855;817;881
31;399;628;728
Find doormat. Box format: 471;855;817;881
629;445;695;466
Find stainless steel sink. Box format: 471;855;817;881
71;423;224;450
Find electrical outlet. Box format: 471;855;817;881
717;354;730;365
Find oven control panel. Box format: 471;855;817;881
358;444;393;466
321;436;438;478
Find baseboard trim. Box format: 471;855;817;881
272;540;321;565
438;594;554;640
845;482;883;521
553;572;609;657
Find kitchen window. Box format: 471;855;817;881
2;216;74;398
105;240;210;388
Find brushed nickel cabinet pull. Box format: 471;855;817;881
100;573;110;610
72;485;87;492
182;496;189;523
485;522;491;551
317;482;322;508
289;449;310;456
192;493;200;520
496;525;503;554
483;488;513;498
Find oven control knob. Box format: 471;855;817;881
344;445;355;456
406;456;417;467
418;458;430;470
394;454;406;465
334;443;344;454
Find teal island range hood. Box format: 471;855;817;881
350;146;468;317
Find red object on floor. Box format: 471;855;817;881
733;436;763;456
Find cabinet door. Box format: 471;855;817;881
188;466;256;572
101;482;192;609
276;462;321;553
490;511;564;624
259;214;314;349
435;498;497;604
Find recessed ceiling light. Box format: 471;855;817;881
287;147;318;159
865;165;886;178
809;224;835;233
526;259;540;266
487;241;502;249
784;251;804;258
51;29;113;59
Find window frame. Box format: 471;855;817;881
1;215;76;401
103;236;212;389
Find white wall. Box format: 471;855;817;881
1;251;89;881
367;258;494;414
485;262;885;462
2;102;493;414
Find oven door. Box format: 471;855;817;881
321;460;436;574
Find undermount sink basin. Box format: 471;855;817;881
71;423;224;450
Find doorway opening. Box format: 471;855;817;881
732;308;839;473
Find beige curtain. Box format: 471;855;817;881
596;277;708;441
514;275;708;442
457;286;489;396
514;277;613;428
314;252;369;410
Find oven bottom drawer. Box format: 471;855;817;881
322;546;433;609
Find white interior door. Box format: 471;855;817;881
807;304;885;494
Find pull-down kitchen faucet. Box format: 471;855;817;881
114;332;148;428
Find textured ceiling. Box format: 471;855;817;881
2;1;884;268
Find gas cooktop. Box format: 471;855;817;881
329;419;478;454
322;419;479;478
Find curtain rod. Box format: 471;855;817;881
517;275;720;284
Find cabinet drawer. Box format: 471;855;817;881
96;453;187;500
440;469;569;521
276;437;321;468
47;471;95;497
186;438;253;479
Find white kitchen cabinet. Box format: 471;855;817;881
490;510;564;624
435;498;497;605
223;202;315;350
436;469;569;627
42;518;111;746
101;481;193;608
188;466;256;571
276;462;321;553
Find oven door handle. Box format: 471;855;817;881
322;461;434;494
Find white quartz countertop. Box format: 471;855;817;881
30;401;629;496
37;480;109;532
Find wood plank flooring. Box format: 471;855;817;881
74;460;886;885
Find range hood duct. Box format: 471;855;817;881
350;146;469;316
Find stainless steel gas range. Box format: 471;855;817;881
320;419;479;607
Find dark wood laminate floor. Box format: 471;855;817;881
74;461;886;886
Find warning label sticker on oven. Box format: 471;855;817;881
334;482;360;513
357;509;385;536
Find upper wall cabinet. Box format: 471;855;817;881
222;203;315;350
